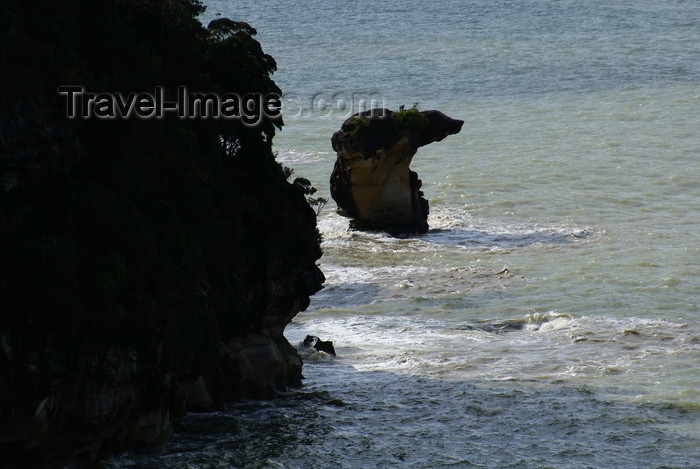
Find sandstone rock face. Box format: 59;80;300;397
330;108;463;234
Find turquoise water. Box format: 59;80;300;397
111;1;700;467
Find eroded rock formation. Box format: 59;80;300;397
330;108;463;234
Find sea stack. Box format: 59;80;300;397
330;108;463;234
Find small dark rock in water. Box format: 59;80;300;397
304;335;336;356
325;398;347;407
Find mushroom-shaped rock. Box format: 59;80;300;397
330;108;463;234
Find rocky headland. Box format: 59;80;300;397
0;1;323;467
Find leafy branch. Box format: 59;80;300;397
280;164;327;215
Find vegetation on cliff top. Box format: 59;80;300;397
348;104;428;142
392;103;429;134
0;0;322;343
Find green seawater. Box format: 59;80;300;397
109;1;700;467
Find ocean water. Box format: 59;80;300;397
110;1;700;467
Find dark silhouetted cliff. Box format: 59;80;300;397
0;1;324;466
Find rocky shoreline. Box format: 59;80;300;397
0;184;324;468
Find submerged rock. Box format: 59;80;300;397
330;108;463;234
